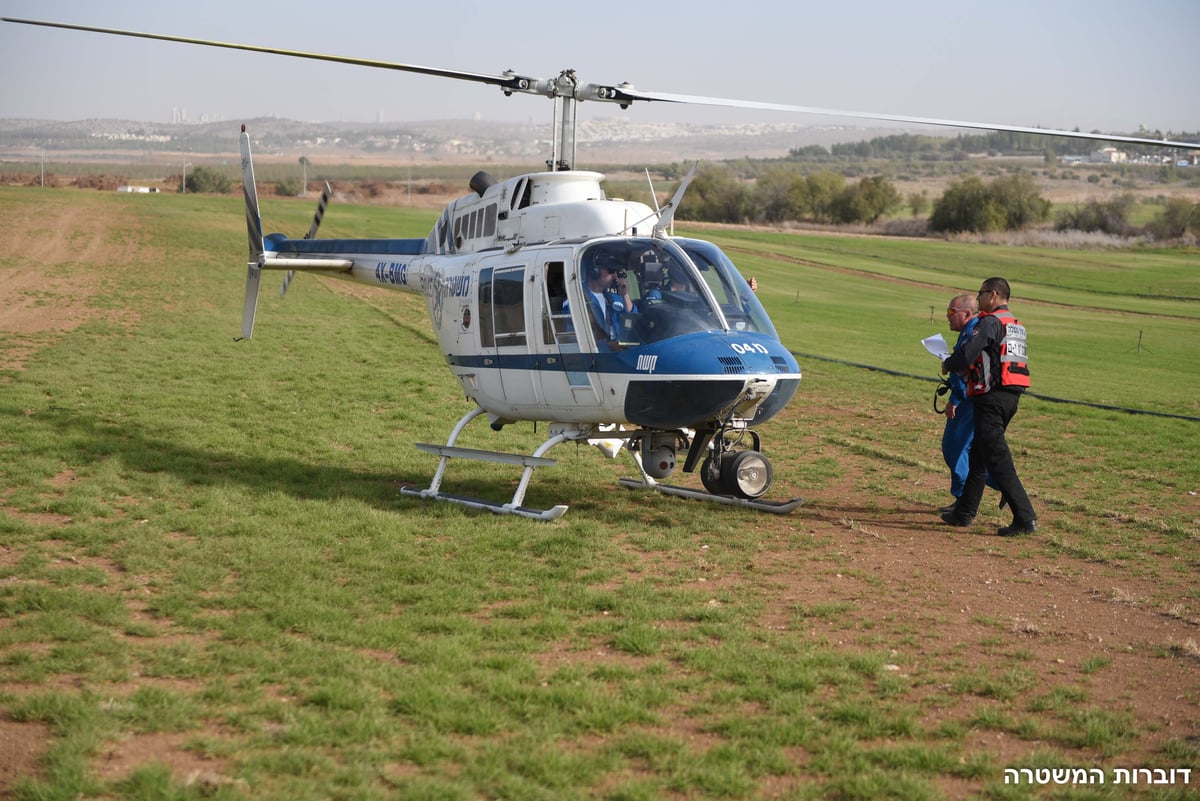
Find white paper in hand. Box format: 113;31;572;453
922;333;950;361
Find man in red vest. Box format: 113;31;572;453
939;277;1037;536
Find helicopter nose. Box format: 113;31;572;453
624;378;762;429
620;332;799;428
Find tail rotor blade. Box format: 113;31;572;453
239;125;264;340
281;180;332;298
305;180;332;239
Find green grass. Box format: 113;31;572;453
1;187;1198;800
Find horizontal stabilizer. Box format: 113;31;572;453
262;257;354;271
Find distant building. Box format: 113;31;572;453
1089;147;1127;163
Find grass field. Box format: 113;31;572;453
1;187;1198;800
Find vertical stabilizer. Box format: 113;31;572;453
239;126;264;340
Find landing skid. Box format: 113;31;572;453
401;486;568;521
401;407;569;520
617;478;803;514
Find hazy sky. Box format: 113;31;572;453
2;0;1197;135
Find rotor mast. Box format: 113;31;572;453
499;69;638;171
551;73;577;172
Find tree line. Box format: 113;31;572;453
676;162;1198;239
796;130;1200;161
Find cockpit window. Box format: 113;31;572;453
574;237;779;349
577;239;721;347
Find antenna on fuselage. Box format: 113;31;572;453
645;169;662;216
652;162;698;239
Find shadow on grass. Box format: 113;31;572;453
9;393;820;527
7;403;579;515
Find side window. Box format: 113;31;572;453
484;203;497;237
510;179;526;211
483;266;526;347
479;267;495;347
540;261;575;346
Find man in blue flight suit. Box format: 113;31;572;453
940;293;982;512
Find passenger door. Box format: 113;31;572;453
478;262;539;409
531;252;599;412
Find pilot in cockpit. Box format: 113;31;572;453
564;249;633;348
641;252;696;302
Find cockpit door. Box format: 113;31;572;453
531;253;600;411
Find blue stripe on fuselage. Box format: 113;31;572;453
265;234;426;256
447;332;799;377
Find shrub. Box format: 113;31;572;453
185;165;233;194
1056;194;1136;237
274;177;302;197
929;174;1050;234
1146;198;1200;240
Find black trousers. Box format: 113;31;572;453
956;389;1035;523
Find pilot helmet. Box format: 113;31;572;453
588;249;622;279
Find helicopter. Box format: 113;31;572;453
5;17;1197;521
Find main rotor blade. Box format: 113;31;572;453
617;88;1200;151
2;17;530;91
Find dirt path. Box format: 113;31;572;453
0;196;144;370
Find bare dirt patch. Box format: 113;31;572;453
0;197;146;371
93;730;238;791
0;716;52;793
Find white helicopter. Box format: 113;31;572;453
6;18;1198;520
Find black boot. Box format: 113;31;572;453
997;519;1038;537
940;508;974;527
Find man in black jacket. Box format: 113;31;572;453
940;277;1037;536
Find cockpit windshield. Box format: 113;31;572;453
674;238;779;339
577;238;778;348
